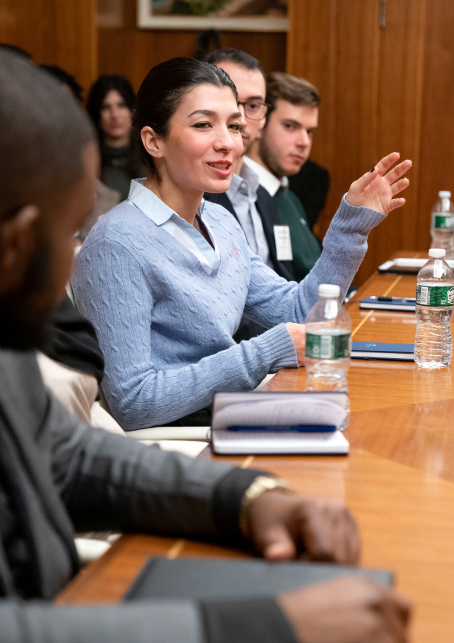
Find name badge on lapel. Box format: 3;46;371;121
273;225;293;261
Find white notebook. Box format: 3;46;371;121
211;392;349;456
212;429;349;455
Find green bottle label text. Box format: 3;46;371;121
305;332;351;360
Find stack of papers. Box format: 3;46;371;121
125;557;393;601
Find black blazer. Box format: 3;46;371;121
288;160;330;231
204;188;294;342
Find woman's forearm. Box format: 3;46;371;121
102;323;296;430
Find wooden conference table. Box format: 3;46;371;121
59;252;454;643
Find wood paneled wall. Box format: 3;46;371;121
289;0;454;285
0;0;98;95
418;0;454;249
98;0;286;92
288;0;381;285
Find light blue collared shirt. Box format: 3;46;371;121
226;162;273;269
127;178;220;276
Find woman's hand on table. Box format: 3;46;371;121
278;576;411;643
346;152;412;215
285;322;306;366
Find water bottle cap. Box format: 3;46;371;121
438;191;451;198
319;284;341;298
428;248;446;258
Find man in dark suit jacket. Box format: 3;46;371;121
204;48;295;342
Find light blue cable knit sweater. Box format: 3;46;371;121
72;195;385;430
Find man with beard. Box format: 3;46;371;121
0;50;410;643
246;72;323;282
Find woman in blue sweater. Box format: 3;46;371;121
73;58;411;431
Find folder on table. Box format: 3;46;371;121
125;557;393;601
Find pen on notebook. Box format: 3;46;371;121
226;425;337;432
371;296;416;302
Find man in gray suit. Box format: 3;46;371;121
0;50;410;643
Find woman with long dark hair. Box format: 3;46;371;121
73;58;411;431
87;75;145;200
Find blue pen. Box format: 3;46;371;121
226;425;337;432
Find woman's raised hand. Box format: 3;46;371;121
346;152;412;215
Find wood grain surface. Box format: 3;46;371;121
58;252;454;643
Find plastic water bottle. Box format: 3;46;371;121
305;284;351;391
415;248;454;369
430;191;454;259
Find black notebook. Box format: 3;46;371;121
124;557;393;602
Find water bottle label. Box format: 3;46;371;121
305;332;351;359
416;284;454;306
432;213;454;229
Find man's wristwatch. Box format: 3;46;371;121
239;475;294;539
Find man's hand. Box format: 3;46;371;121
247;490;360;563
277;576;411;643
346;152;412;215
285;323;306;366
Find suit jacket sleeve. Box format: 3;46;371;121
0;600;205;643
0;596;297;643
47;392;261;537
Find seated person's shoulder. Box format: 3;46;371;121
289;160;330;190
80;199;151;252
305;159;330;179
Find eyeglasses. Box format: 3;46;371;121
237;100;270;121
